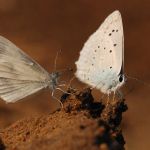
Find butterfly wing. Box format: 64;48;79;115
75;10;124;93
0;36;50;102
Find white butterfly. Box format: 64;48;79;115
0;36;65;103
75;10;125;95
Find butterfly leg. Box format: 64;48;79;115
106;94;110;107
67;76;75;88
112;91;116;103
56;87;72;95
58;80;68;87
58;84;66;87
116;90;124;100
51;90;63;108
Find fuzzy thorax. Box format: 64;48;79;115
48;72;61;91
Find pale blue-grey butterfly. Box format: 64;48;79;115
75;10;125;96
0;36;69;106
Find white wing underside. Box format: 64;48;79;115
75;10;124;93
0;36;50;102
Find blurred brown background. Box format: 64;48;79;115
0;0;149;149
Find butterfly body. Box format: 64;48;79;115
90;71;125;94
75;10;125;94
48;72;60;91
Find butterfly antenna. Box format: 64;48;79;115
126;74;150;88
54;49;62;71
56;67;73;75
123;83;135;97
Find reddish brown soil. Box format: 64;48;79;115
0;89;127;150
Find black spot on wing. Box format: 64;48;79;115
109;29;117;36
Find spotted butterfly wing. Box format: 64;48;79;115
0;36;50;102
75;10;124;94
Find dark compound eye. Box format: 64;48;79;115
119;75;123;82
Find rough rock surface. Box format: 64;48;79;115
0;88;127;150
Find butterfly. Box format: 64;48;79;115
75;10;125;96
0;36;68;105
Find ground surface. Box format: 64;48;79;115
0;89;127;150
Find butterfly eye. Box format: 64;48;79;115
119;75;123;82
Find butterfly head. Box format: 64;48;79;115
105;74;125;94
116;74;125;90
49;68;73;91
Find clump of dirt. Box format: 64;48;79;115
0;88;127;150
0;138;5;150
